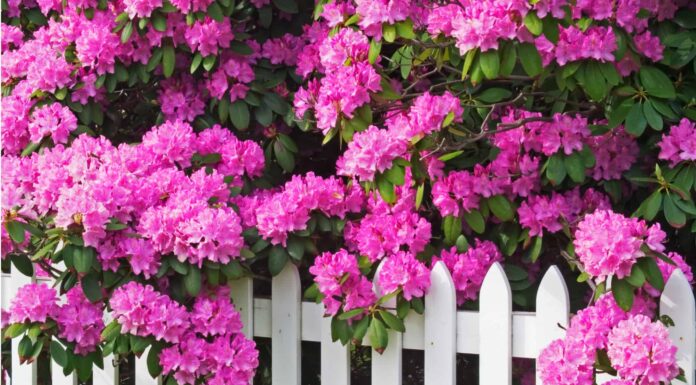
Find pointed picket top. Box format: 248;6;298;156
9;268;37;385
424;261;456;385
660;268;696;385
371;260;402;385
479;262;512;385
135;347;160;385
535;265;570;385
271;263;302;385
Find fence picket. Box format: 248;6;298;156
92;354;118;385
51;360;77;385
535;266;570;384
230;277;254;339
271;263;301;385
479;262;512;385
320;315;350;385
134;347;159;385
660;269;696;385
7;270;36;385
372;262;402;385
424;261;456;385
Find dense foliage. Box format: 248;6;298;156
2;0;696;383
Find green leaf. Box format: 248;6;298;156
273;140;295;173
461;48;477;79
642;191;663;220
268;246;289;276
477;88;512;104
51;341;68;368
264;92;289;115
643;100;663;130
277;133;298;153
581;62;608;101
415;183;424;210
383;24;396;43
564;151;586;183
4;323;27;339
12;254;34;277
286;237;305;261
230;101;250;130
147;343;163;377
612;278;635;312
352;316;371;342
504;264;528;281
518;43;542;77
162;44;175;78
625;102;647;137
272;0;298;13
383;165;405;186
369;317;388;352
638;257;664;292
202;55;216;71
663;194;686;228
395;19;416;39
639;67;676;99
546;154;567;185
463;210;485;234
5;221;25;244
442;215;462;245
121;21;133;43
376;175;396;204
74;247;95;274
151;12;167;31
207;1;224;21
338;308;365;320
81;273;103;302
379;310;405;332
331;317;351;345
625;263;646;287
479;50;500;79
499;43;517;76
184;267;202;296
528;236;543;262
18;335;33;359
368;39;382;64
523;12;543;35
488;195;514;221
100;320;122;342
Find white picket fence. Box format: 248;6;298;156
1;261;694;385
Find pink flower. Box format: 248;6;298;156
377;251;430;300
185;18;233;56
574;210;648;282
634;31;664;61
607;315;679;384
28;103;77;144
434;240;502;304
537;338;594;385
123;0;163;18
54;288;104;355
309;249;376;316
588;125;638;180
9;283;58;324
158;75;206;122
336;125;408;182
658;118;696;166
565;294;630;350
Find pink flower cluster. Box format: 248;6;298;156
2;121;263;275
377;251;430;300
518;188;610;237
587;125;639;180
238;173;364;245
435;240;502;304
539;294;679;385
386;91;464;139
607;315;679;384
158;75;206;122
344;180;431;261
574;210;667;282
309;249;377;316
536;26;616;66
427;0;528;53
8;284;103;354
293;28;381;132
658;118;696;167
111;283;258;384
28;103;77;145
54;288;104;354
336;125;408;182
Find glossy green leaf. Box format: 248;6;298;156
639;67;676;99
612;278;635;311
625;102;647;137
184;267;202;296
268;246;289;276
463;210;485;234
479;50;500;79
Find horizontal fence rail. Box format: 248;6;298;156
2;261;694;385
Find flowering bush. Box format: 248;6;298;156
2;0;696;382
